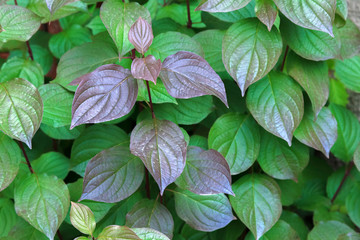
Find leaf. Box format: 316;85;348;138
160;51;228;106
0;57;44;88
70;202;96;235
330;104;360;162
257;131;309;180
6;219;48;240
230;174;282;240
137;79;177;104
355;144;360;172
255;0;278;31
0;133;21;191
175;146;233;195
222;18;283;95
307;221;355;240
208;113;260;174
273;0;336;35
173;188;234;231
80;145;144;203
126;199;174;238
14;174;70;240
277;179;303;206
46;0;76;13
130;119;187;194
71;64;138;129
0;78;43;148
335;56;360;93
131;228;170;240
86;15;107;35
196;0;251;13
40;124;85;140
98;225;141;240
286;51;329;117
338;233;360;240
128;17;154;55
245;220;300;240
0;198;18;237
335;0;348;22
346;185;360;228
38;83;73;128
329;79;349;107
31;152;70;179
337;20;360;59
280;211;309;240
246;71;304;146
294;107;337;158
131;56;162;84
100;0;151;56
0;5;41;42
209;1;255;22
280;19;340;61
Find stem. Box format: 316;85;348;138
26;41;34;61
14;0;17;5
163;0;166;6
145;81;156;119
145;169;151;199
331;162;355;203
52;139;58;152
280;46;289;72
18;141;34;174
56;230;63;240
186;0;192;28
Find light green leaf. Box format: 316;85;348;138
86;15;107;35
137;79;177;104
131;228;170;240
70;202;96;235
335;56;360;93
209;0;255;22
97;225;140;240
255;0;278;31
196;0;251;13
308;221;355;240
245;220;300;240
31;152;70;179
337;20;360;59
40;123;85;140
157;3;204;28
280;211;309;240
329;79;349;107
0;198;18;237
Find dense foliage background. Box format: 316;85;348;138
0;0;360;239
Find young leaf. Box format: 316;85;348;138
131;228;170;240
175;146;234;195
130;119;187;194
159;51;228;106
126;199;174;238
335;56;360;93
0;78;43;148
273;0;336;36
246;71;304;146
97;225;140;240
80;145;144;203
14;174;70;240
0;133;21;191
0;5;41;42
286;51;329;118
173;188;234;232
46;0;76;13
196;0;251;13
128;17;154;55
294;107;338;158
257;131;309;181
222;18;283;95
100;0;151;56
70;202;96;236
230;174;282;240
71;64;138;129
255;0;278;31
307;221;356;240
208;113;260;174
131;55;162;84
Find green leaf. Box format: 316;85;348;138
5;219;48;240
173;188;234;232
330;104;360;162
286;51;329;117
246;71;304;146
313;206;354;227
336;20;360;59
38;83;73;128
338;233;360;240
137;79;177;104
0;78;43;148
196;0;251;12
230;174;282;239
209;0;255;22
335;0;348;22
355;144;360;172
0;133;22;191
100;0;151;56
273;0;336;35
255;0;278;31
308;221;355;240
157;3;204;28
49;24;92;59
345;186;360;228
31;152;70;179
208;113;260;174
245;220;300;240
86;15;107;35
131;228;170;240
294;107;337;158
189;135;208;149
126;199;174;238
0;198;18;237
280;211;309;240
14;174;70;240
97;225;140;240
40;123;85;140
277;179;303;206
223;18;283;95
70;202;96;235
0;5;41;42
329;79;349;107
0;57;44;87
335;56;360;93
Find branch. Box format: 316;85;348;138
280;45;289;72
186;0;192;28
18;141;34;174
331;161;355;203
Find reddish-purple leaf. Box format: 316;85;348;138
130;119;187;195
175;146;234;195
70;64;138;129
128;17;154;54
159;51;228;107
131;55;162;84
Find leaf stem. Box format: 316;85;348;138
145;169;151;199
14;0;17;5
52;139;58;152
186;0;192;28
56;230;64;240
331;161;355;203
145;81;156;119
18;141;34;174
280;45;289;72
26;41;34;61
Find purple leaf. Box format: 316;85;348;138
175;146;234;195
128;17;154;55
131;55;162;84
159;51;228;107
70;64;138;129
130;119;187;195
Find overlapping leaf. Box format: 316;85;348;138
307;221;356;240
210;1;255;22
32;152;70;179
255;0;278;31
137;80;176;104
0;198;18;237
46;0;77;13
128;17;154;54
131;56;162;84
337;20;360;59
132;228;170;240
335;56;360;93
97;225;140;240
245;220;300;240
196;0;251;13
70;202;96;235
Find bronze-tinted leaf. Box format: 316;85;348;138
255;0;278;31
71;64;138;129
196;0;251;13
131;55;162;84
130;119;187;194
128;17;154;55
159;51;228;107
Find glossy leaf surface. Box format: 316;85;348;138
131;55;162;84
97;225;140;240
196;0;251;13
132;228;170;240
255;0;278;31
128;17;154;54
70;202;96;235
